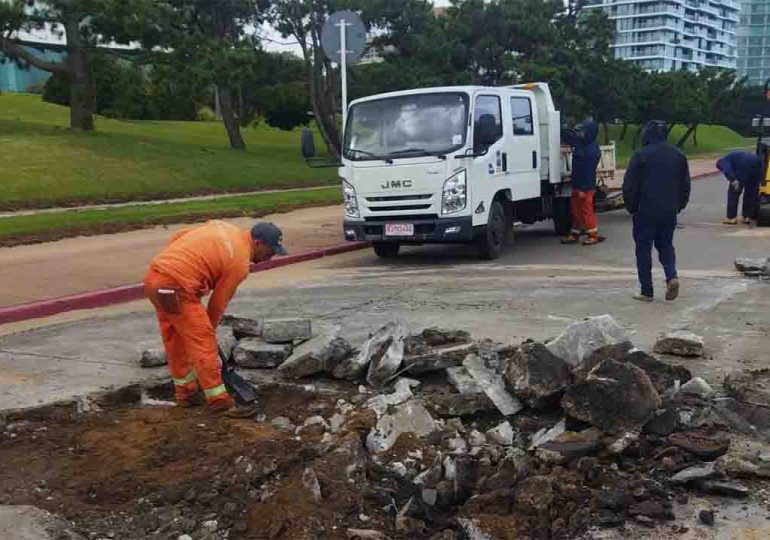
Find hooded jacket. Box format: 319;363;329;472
716;151;762;187
562;120;601;191
623;122;691;219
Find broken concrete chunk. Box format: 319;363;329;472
539;427;603;462
463;354;523;416
574;341;635;380
561;359;661;434
485;421;515;446
446;366;484;395
734;257;769;273
301;468;323;502
698;480;750;498
529;418;567;449
668;431;730;460
404;343;476;374
270;416;296;432
678;377;714;398
222;314;262;339
424;393;497;417
546;314;628;366
653;331;704;358
366;378;420;417
278;326;352;379
724;369;770;406
139;348;167;368
365;399;438;453
217;326;238;360
422;328;472;347
622;350;692;395
366;321;407;388
669;462;718;484
261;318;312;344
233;339;293;369
504;342;572;408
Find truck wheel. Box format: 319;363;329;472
373;242;400;258
552;196;572;236
477;200;505;260
758;205;770;227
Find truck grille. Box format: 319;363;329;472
368;204;432;212
364;214;438;222
365;194;432;202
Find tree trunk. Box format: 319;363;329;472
675;124;697;148
693;125;698;147
632;127;641;149
64;17;94;131
217;85;246;150
620;122;628;141
602;122;610;145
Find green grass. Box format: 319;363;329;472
600;124;753;168
0;94;335;209
0;187;341;246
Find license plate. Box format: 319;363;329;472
384;223;414;236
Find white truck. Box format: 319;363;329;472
302;83;606;259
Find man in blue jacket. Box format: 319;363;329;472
623;121;691;302
716;151;763;225
561;119;604;245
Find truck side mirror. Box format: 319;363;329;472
301;128;316;160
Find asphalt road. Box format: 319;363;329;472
1;174;769;411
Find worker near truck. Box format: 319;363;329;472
623;121;691;302
560;119;605;245
143;220;287;413
716;150;763;225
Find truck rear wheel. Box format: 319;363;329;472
477;200;506;260
757;204;770;227
553;196;572;236
373;242;400;258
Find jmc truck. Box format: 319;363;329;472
303;83;576;260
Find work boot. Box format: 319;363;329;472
722;217;738;225
582;233;605;246
742;217;756;226
633;293;653;303
175;386;203;408
665;278;680;301
561;234;579;244
207;394;236;413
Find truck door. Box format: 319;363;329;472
471;93;506;210
504;93;540;200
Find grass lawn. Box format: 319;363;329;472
0;94;335;209
0;186;341;247
601;124;753;168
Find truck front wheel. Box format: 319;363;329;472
373;242;400;258
552;196;572;236
477;200;506;260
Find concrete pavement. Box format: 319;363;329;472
1;174;768;413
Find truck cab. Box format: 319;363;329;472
335;83;570;259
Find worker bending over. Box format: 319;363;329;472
144;220;286;413
716;151;763;225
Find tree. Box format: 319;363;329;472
0;0;156;131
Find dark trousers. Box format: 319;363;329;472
633;214;677;297
727;182;760;219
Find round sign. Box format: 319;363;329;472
321;10;367;65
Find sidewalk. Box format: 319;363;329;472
0;205;345;307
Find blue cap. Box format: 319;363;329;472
251;222;287;256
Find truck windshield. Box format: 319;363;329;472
344;92;469;161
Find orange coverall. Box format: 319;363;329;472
143;220;253;409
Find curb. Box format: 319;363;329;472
0;241;370;326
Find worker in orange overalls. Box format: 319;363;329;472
144;220;286;413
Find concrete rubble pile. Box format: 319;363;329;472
129;314;770;538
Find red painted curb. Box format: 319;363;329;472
0;241;371;325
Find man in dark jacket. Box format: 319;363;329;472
716;150;763;225
623;121;691;302
561;119;604;245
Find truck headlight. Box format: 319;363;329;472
343;179;359;218
442;170;467;214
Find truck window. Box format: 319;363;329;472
474;95;503;152
511;97;534;136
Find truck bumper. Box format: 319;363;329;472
343;216;475;243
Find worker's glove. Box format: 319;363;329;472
731;180;741;191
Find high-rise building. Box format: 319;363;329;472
585;0;740;72
736;0;770;85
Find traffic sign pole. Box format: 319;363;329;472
340;17;348;138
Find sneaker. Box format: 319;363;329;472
633;293;653;302
665;278;680;301
561;234;579;244
742;217;757;226
722;218;738;225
